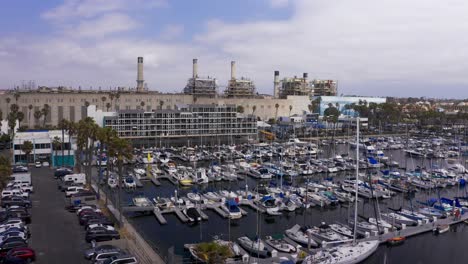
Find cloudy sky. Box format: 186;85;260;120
1;0;467;98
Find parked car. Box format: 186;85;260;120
85;226;120;243
0;231;27;241
0;236;26;246
0;227;29;239
0;240;28;257
85;217;114;229
92;250;125;263
79;212;104;226
1;190;28;199
3;247;35;263
65;186;85;197
96;254;137;264
42;161;50;167
84;245;121;260
34;161;41;168
1;196;31;208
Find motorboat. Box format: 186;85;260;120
132;197;152;207
285;224;318;247
329;223;354;238
304;240;379;264
433;224;450;235
381;212;417;226
203;192;223;202
222;200;242;219
107;177;117;189
386;236;405;246
264;235;296;253
183;205;202;222
153;197;172;210
257;196;281;216
187;192;202;203
237;236;269;258
191;168;209;184
309;223;350;245
142;151;154;164
122;177;136;189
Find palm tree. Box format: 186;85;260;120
10;104;19;114
236;105;244;113
0;156;13;189
66;121;76;163
140;101;145;110
251;105;257;116
76;117;99;184
28;105;33;127
16;112;24;129
108;136;133;225
5;98;11;116
109;92;115;109
101;96;107;110
33;110;42;127
274;103;279;123
106;102;111;111
42;104;50;127
13;92;20;103
289;105;293;117
21;140;33;163
84;101;90;108
7;112;17;136
96;127;117;199
58;119;68;165
159;100;164;110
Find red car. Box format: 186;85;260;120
4;247;35;262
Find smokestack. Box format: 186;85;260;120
274;70;280;98
193;58;198;78
136;57;144;92
231;61;236;80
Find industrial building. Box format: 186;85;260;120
312;79;337;96
224;61;256;98
12;130;76;166
183;59;218;97
102;104;257;143
279;73;313;98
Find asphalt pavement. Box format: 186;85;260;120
29;166;88;264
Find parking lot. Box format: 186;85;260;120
28;167;88;264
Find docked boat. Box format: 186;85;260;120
132;196;152;207
285;224;318;247
183;205;202;222
304;240;379;264
381;212;417;226
433;224;450;234
264;235;296;253
222;200;242;219
107;176;117;188
187;192;202;203
203;192;223;202
309;223;350;245
329;223;354;238
387;236;405;246
237;236;269;258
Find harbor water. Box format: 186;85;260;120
104;145;468;264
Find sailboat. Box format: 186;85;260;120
304;118;379;264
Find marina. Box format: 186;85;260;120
96;129;468;263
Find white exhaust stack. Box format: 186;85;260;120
136;57;144;92
231;61;236;80
193;58;198;78
274;70;280;98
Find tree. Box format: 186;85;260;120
251;105;257;116
66;121;77;162
96;127;117;199
28;105;33;127
58;119;68;165
33;111;42;127
42;104;50;127
16;112;24;128
0;156;13;189
52;136;62;151
101;96;107;109
236;105;244;113
274;103;280;123
76;117;99;185
106;102;111;111
109;92;115;109
84;101;90;108
159;100;164;110
7;112;17;135
140;101;145;110
108;136;133;225
308;104;313;113
289;105;293;117
13;92;20;103
5;98;11;116
21;140;33;163
10;104;19;114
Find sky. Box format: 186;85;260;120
0;0;467;98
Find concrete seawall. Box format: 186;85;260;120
91;185;166;264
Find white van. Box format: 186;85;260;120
63;173;86;185
1;189;29;199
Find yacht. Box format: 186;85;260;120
309;223;350;245
304;240;379;264
142;151;154;164
222;200;242;219
237;236;269;258
264;235;296;253
285;224;318;247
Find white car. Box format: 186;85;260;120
42;161;50;167
1;189;29;199
35;161;42;168
65;186;85;197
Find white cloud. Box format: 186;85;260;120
71;13;139;38
42;0;167;21
269;0;290;8
1;0;468;98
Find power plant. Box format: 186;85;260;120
183;58;218;97
224;61;256;98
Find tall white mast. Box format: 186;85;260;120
353;117;360;244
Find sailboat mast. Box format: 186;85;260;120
353;118;360;243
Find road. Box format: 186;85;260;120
29;166;88;264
